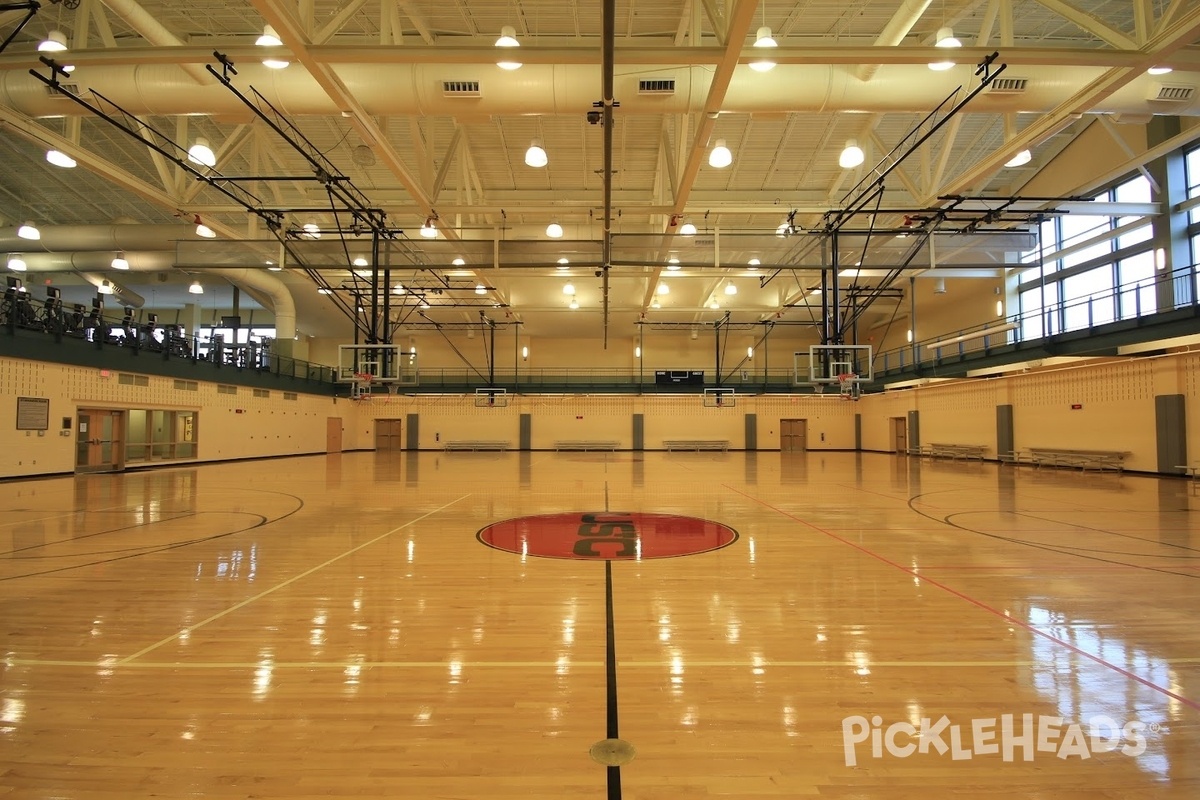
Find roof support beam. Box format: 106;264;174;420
251;0;435;217
1031;0;1137;50
313;0;369;45
98;0;213;84
942;3;1200;197
854;0;932;82
670;0;760;216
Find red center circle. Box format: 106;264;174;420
477;512;738;560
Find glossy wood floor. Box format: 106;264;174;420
2;451;1199;799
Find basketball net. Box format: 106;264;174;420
351;372;374;399
837;373;860;401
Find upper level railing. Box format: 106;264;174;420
0;290;335;386
873;263;1199;376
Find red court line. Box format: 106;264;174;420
724;484;1200;713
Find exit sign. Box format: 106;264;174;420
1071;403;1083;410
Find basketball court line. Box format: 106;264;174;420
724;483;1200;712
25;658;1191;669
116;494;471;665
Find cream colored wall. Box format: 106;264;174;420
346;393;860;451
1021;121;1148;197
0;355;339;479
858;352;1197;472
6;348;1196;477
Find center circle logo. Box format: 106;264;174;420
477;512;738;560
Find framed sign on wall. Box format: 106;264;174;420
16;397;50;431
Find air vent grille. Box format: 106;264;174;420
45;83;79;98
988;77;1028;94
118;373;149;387
1151;85;1194;102
638;79;676;95
217;384;237;395
442;81;481;97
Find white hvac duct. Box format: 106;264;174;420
1;224;295;339
2;64;1196;118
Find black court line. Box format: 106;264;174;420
605;558;622;800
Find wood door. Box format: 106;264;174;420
375;419;403;450
326;417;343;453
891;417;907;453
75;409;125;473
780;419;807;452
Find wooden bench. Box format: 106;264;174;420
443;440;511;452
1028;448;1128;472
555;440;620;451
663;440;730;452
927;443;988;461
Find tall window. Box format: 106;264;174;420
1186;146;1200;299
1016;173;1157;340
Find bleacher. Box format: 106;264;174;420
555;441;620;451
663;440;730;452
443;440;511;452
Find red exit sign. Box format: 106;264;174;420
1071;403;1083;410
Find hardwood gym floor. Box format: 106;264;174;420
1;451;1198;798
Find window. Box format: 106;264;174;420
1118;251;1157;318
125;409;197;463
1062;267;1115;329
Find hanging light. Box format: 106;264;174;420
46;149;76;168
256;25;283;47
1005;149;1032;167
352;257;369;267
1147;66;1172;75
557;258;570;268
546;221;564;239
667;257;681;271
193;216;216;238
98;280;113;295
187;138;217;168
525;140;548;168
420;218;438;238
775;220;790;237
496;26;522;70
928;27;960;71
724;282;737;295
750;26;777;72
521;345;529;360
635;345;642;358
7;256;27;272
111;253;129;270
839;139;865;168
708;139;733;168
679;220;697;236
188;280;204;295
709;299;720;309
300;222;320;239
17;221;40;240
657;283;669;295
651;299;661;309
263;58;290;70
267;260;283;272
452;257;466;266
748;257;761;268
37;30;68;52
568;298;579;309
392;284;406;295
747;346;754;359
563;281;575;295
475;284;487;295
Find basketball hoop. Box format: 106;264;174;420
837;373;860;401
350;372;374;399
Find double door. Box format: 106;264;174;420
76;409;125;473
780;418;807;452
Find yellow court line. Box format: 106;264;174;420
116;494;472;665
12;657;1200;670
